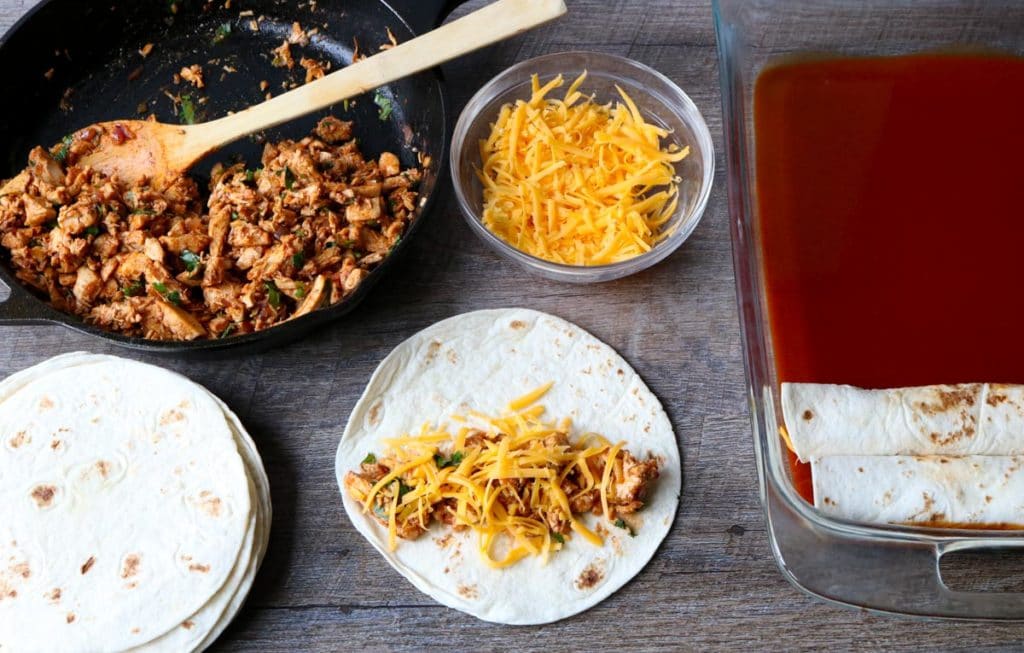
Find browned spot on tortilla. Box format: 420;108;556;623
39;397;54;410
918;386;978;414
576;562;605;590
66;612;75;624
987;392;1009;407
914;387;981;444
50;439;62;450
921;492;935;514
80;556;95;575
160;409;185;425
368;402;382;426
457;584;478;599
182;620;195;630
121;554;141;579
447;350;458;365
510;320;526;330
425;340;442;363
616;368;624;376
0;571;17;601
939;457;950;464
131;627;141;634
11;562;30;579
858;467;864;473
46;588;61;602
986;495;993;503
443;567;450;574
802;409;814;421
124;581;138;590
31;485;56;508
822;496;836;507
611;535;623;556
95;460;111;478
198;491;223;518
189;563;211;573
9;431;27;448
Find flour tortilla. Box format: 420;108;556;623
334;309;681;625
813;455;1024;527
137;394;272;653
781;382;1024;462
0;353;270;653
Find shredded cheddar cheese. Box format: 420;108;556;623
344;383;661;568
477;72;689;266
778;425;796;453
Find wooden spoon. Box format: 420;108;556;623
1;0;565;192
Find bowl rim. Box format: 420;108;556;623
449;50;716;279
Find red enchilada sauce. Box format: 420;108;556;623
755;54;1024;503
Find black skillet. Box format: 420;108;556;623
0;0;464;353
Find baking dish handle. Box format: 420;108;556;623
390;0;468;35
763;470;1024;618
0;277;51;325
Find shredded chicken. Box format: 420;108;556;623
288;21;311;46
0;117;421;340
179;65;205;89
271;41;295;69
299;57;328;84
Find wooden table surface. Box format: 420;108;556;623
2;0;1023;650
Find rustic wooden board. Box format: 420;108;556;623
2;0;1024;650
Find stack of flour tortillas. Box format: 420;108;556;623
0;353;270;652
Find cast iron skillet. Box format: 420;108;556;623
0;0;464;353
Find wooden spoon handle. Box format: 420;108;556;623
191;0;566;149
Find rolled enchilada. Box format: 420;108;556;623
782;382;1024;461
781;382;1024;528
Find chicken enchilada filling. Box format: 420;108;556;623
0;116;421;340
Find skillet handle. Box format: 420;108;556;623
390;0;468;35
0;277;50;325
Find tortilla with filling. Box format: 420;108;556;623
781;382;1024;528
334;308;681;625
781;382;1024;462
813;455;1024;527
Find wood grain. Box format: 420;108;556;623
1;0;1022;650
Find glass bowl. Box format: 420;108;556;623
450;51;714;283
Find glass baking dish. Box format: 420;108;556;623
713;0;1024;619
